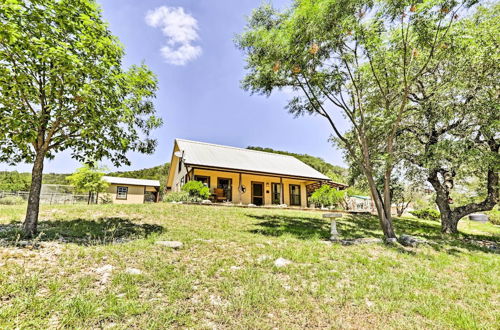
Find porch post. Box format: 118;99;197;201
238;172;243;205
280;177;284;205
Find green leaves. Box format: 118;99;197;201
0;0;162;167
66;163;109;194
309;184;346;207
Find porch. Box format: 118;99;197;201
182;167;331;208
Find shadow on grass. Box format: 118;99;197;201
247;215;331;240
0;217;163;246
247;213;498;254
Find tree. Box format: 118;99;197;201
0;0;162;237
399;4;499;233
309;185;345;208
0;171;31;191
236;0;476;239
391;180;417;217
181;181;210;200
66;164;109;204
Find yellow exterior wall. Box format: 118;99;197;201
192;168;313;208
104;184;145;204
170;143;189;192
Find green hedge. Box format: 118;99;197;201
410;208;441;221
486;209;500;225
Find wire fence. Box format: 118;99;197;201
0;191;91;205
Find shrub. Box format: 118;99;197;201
410;208;441;221
309;185;345;208
0;196;25;205
181;181;210;200
486;209;500;225
99;194;113;204
164;191;192;203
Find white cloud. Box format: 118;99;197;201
145;6;202;65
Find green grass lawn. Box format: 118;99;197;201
0;203;498;329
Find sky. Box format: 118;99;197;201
3;0;349;174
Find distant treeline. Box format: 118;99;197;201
1;148;347;191
0;171;69;191
247;146;348;183
108;163;170;180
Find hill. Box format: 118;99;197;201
247;146;348;183
1;203;498;328
0;171;69;191
107;163;170;181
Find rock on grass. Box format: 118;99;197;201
155;241;183;249
274;257;292;267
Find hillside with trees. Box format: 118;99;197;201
247;146;348;183
108;163;170;180
0;171;69;191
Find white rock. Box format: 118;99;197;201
274;257;292;267
95;264;114;274
230;266;241;271
201;200;212;204
155;241;183;249
257;255;271;262
125;268;142;275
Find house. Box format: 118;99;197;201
166;139;347;208
102;176;160;204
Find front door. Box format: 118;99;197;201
252;182;264;206
218;178;232;201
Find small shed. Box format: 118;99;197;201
346;195;375;213
102;176;160;204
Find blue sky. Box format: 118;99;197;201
3;0;348;174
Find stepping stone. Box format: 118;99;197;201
125;268;142;275
274;257;292;267
398;235;427;247
156;241;183;249
95;264;114;274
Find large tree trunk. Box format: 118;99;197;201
359;140;397;239
364;167;397;239
23;152;45;237
429;169;498;235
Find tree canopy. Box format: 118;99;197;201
66;163;108;203
398;4;499;233
0;0;162;236
237;0;481;238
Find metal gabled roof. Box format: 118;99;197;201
102;176;160;187
175;139;331;181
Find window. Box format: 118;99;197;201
178;158;182;173
271;183;282;204
194;175;210;188
117;186;128;200
289;184;301;206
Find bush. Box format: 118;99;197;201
309;185;345;208
164;191;196;203
0;196;25;205
410;208;441;221
181;181;210;199
486;209;500;225
99;194;113;204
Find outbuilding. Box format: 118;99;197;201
102;176;160;204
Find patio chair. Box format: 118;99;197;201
214;188;227;202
